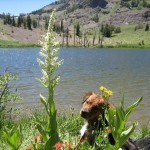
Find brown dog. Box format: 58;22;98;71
80;92;115;145
80;92;139;150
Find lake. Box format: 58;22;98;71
0;48;150;123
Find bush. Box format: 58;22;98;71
0;71;21;130
103;24;112;37
114;27;121;33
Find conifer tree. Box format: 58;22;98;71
32;20;37;28
60;19;64;32
45;17;49;30
12;15;16;27
17;16;21;27
66;27;69;46
27;15;32;30
74;25;76;45
76;22;80;37
145;23;149;31
23;18;27;29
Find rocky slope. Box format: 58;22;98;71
32;0;150;27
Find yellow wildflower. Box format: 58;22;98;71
107;90;113;96
100;86;104;91
100;86;113;97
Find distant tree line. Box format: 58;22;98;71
121;0;150;8
2;13;38;30
135;23;149;31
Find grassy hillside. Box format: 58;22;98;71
0;0;150;48
99;24;150;48
0;19;43;47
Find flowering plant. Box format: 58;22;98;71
99;86;143;149
36;9;63;150
100;86;113;99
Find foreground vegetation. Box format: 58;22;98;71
0;111;150;150
0;10;149;150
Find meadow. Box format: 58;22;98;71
0;111;150;150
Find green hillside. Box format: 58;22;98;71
0;0;150;48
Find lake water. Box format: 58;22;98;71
0;48;150;123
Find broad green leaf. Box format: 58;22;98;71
40;94;49;114
107;107;116;123
125;97;143;121
116;106;125;134
37;124;48;141
106;144;115;150
119;122;137;147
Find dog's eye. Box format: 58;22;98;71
86;101;89;104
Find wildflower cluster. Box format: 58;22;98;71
26;133;44;150
100;86;113;99
33;133;43;143
55;142;72;150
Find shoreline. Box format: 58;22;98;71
0;40;150;48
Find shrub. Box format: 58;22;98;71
0;71;21;130
114;27;121;33
103;24;112;37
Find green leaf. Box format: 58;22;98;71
107;107;116;124
45;133;60;150
106;144;115;150
3;126;22;150
119;122;137;147
125;97;143;121
37;124;48;141
40;94;49;115
115;106;125;134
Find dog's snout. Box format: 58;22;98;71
80;109;88;118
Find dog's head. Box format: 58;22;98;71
80;92;112;122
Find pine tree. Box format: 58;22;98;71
93;33;96;46
23;18;27;29
17;16;21;27
7;13;11;24
143;0;147;7
27;15;32;30
12;15;16;26
76;22;80;37
32;20;37;28
74;25;76;46
44;17;49;30
145;23;149;31
60;19;64;32
66;27;69;46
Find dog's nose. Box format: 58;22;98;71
80;109;88;117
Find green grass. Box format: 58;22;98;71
0;111;149;150
108;24;150;48
0;112;84;150
0;40;40;48
87;24;150;48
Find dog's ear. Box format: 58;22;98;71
104;99;115;109
82;92;93;104
97;95;114;110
